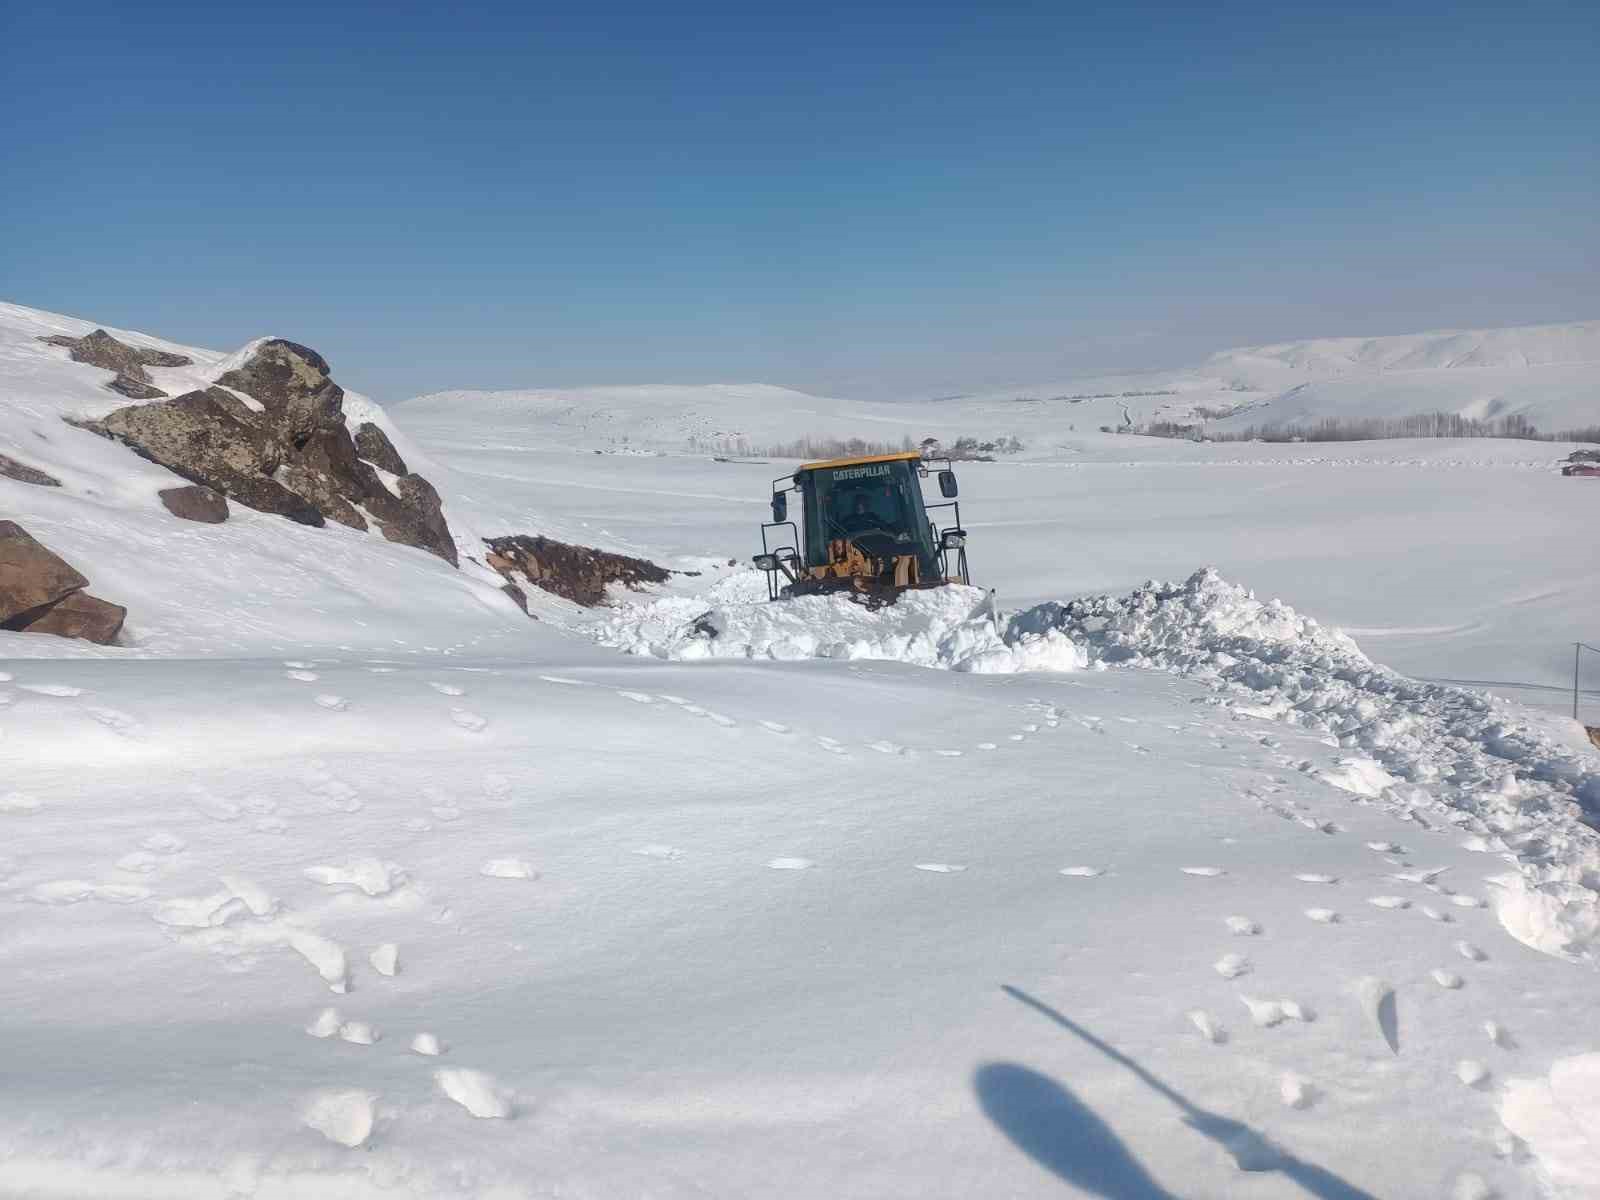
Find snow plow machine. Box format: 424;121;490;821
752;450;971;607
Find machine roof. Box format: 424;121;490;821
798;450;923;472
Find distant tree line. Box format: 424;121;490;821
1133;411;1600;445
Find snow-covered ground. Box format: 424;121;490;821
3;302;1599;1198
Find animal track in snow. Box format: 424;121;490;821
1483;1020;1513;1048
1225;916;1261;936
1240;996;1287;1027
1431;969;1463;989
759;720;790;734
1059;866;1103;878
655;694;688;705
1213;953;1252;979
0;791;42;813
306;1008;343;1038
141;831;185;854
314;694;349;711
429;682;466;696
1305;908;1340;923
933;748;963;757
976;742;998;751
285;670;318;683
868;740;907;756
339;1020;380;1045
411;1032;443;1056
284;660;316;669
1280;1073;1316;1109
914;863;967;873
1449;894;1485;909
1366;841;1405;854
703;711;737;727
617;690;654;704
1391;866;1449;885
369;943;399;977
190;787;242;822
539;675;585;686
301;765;362;813
1181;866;1225;877
431;804;463;822
480;858;537;880
116;850;161;874
767;857;814;871
815;736;847;756
1188;1010;1227;1044
1419;905;1453;923
436;1068;512;1119
450;708;488;733
1455;940;1486;962
1294;873;1338;885
1368;896;1410;910
1354;977;1399;1054
288;930;349;993
1456;1060;1490;1088
85;706;145;738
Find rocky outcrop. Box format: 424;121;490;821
484;535;669;607
0;453;60;487
76;339;457;564
159;484;229;524
0;521;124;644
355;422;407;475
39;328;191;400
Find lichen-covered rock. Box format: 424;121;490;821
354;422;407;475
107;375;169;400
38;328;191;400
0;520;88;620
215;340;342;439
369;474;457;566
0;453;60;487
158;484;229;524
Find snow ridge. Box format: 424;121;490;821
1023;568;1600;959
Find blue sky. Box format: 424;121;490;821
3;0;1596;401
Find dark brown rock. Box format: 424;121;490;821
158;484;229;524
0;453;60;487
215;339;343;439
483;534;669;606
0;520;89;621
107;375;168;400
3;590;125;644
38;328;191;387
369;473;457;566
500;581;530;614
354;421;407;475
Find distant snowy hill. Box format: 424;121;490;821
398;319;1599;452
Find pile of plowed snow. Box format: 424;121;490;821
1025;568;1600;960
600;566;1600;959
595;573;1087;673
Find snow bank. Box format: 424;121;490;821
1025;568;1600;960
595;573;1086;674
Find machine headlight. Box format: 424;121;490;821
753;553;779;571
940;531;966;550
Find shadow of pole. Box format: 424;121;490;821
993;985;1382;1200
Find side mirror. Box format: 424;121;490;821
771;492;788;522
940;529;966;551
938;470;958;498
753;553;779;572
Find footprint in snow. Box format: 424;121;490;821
1450;894;1485;909
616;691;654;704
480;859;537;880
429;682;466;696
190;787;242;822
285;670;318;683
314;694;349;711
759;720;790;734
1305;908;1340;924
1456;1060;1491;1089
339;1020;380;1045
815;737;847;756
1354;977;1399;1054
85;706;145;738
1279;1073;1316;1110
436;1068;513;1119
1188;1010;1227;1044
1456;941;1486;962
656;694;689;705
141;831;185;854
1431;968;1464;989
1368;896;1410;910
284;660;316;669
411;1032;444;1056
306;1007;343;1038
302;1090;376;1148
914;863;966;873
1366;841;1406;854
450;708;488;733
1419;905;1453;923
21;683;86;698
767;857;814;871
868;740;907;756
401;817;433;833
431;804;463;822
1059;866;1103;878
539;675;585;686
1181;867;1226;877
1483;1020;1514;1048
1294;873;1338;885
704;711;737;727
1213;953;1252;979
635;844;683;860
934;748;963;757
976;742;998;751
1225;916;1261;936
369;944;399;977
0;791;42;813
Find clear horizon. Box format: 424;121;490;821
5;0;1596;403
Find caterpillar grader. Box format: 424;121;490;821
751;450;971;605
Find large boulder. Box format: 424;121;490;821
158;484;229;524
0;521;124;645
215;340;343;439
75;340;458;565
1;521;88;619
39;328;191;400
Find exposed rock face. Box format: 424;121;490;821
159;484;229;524
38;328;192;400
484;535;669;607
355;422;407;475
76;340;457;564
0;521;124;644
0;453;61;487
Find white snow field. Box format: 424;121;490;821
3;301;1599;1198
